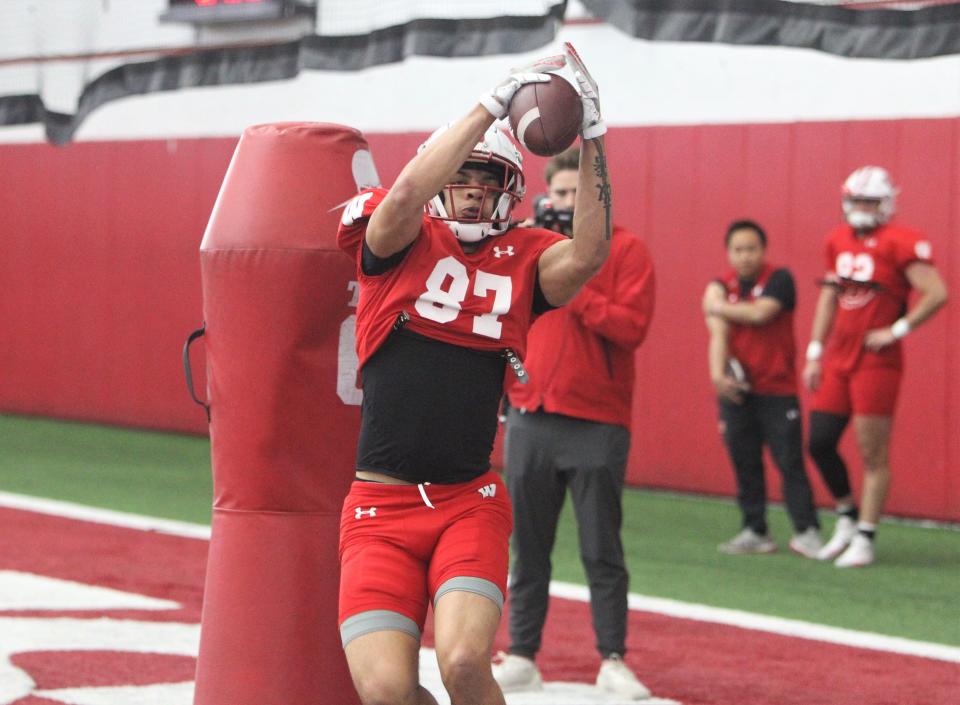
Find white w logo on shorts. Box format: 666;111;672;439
477;484;497;499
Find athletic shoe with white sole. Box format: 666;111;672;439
816;516;858;561
718;528;777;555
834;534;875;568
596;654;651;700
491;652;542;692
789;527;824;559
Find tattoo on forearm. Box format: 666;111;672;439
592;142;613;241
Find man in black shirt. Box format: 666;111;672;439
703;220;821;557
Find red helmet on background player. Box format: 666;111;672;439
842;166;898;230
420;123;525;243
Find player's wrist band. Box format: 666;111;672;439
582;121;607;139
479;94;505;119
891;318;911;339
805;341;823;362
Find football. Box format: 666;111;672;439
508;75;583;157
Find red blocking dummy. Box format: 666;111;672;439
194;123;378;705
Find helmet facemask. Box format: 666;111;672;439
842;166;898;230
422;124;526;243
842;198;890;230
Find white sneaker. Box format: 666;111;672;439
491;652;542;692
816;516;857;561
789;527;823;559
596;654;651;700
718;528;777;555
834;534;875;568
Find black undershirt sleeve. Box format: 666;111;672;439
532;270;555;315
361;239;412;276
761;268;797;311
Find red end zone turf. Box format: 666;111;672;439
0;506;956;705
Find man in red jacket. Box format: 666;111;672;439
492;146;656;699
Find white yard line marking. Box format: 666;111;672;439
420;648;682;705
0;571;180;611
33;683;195;705
2;491;957;663
0;491;211;539
550;582;960;663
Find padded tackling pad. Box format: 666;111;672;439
193;123;377;705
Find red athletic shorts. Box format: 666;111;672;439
338;470;512;646
810;364;902;416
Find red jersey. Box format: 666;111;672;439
507;227;655;428
338;187;564;368
822;222;933;371
719;264;797;396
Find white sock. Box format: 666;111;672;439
857;521;877;539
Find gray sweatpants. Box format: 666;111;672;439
503;407;631;659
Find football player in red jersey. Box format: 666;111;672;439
336;45;612;705
803;166;948;568
703;220;821;559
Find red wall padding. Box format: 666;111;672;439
1;138;231;433
1;118;956;520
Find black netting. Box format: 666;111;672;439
815;1;960;8
581;0;960;59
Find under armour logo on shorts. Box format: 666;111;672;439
493;246;515;258
355;506;377;519
477;484;497;499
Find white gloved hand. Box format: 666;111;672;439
479;54;566;119
564;42;605;139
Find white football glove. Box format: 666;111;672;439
479;54;566;119
564;42;606;139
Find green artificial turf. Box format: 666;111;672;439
0;414;213;523
551;488;960;646
0;413;957;646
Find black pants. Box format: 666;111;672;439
720;394;819;535
504;407;630;659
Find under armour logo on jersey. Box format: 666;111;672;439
355;506;377;519
786;408;800;421
493;246;515;258
477;484;497;499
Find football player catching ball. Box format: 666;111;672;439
336;45;611;704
